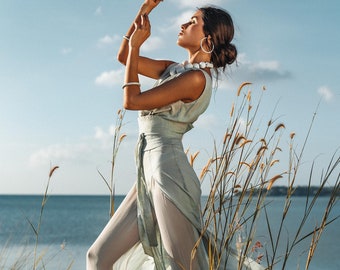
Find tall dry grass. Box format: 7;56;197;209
190;82;339;269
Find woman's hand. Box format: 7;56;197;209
141;0;163;14
143;0;163;9
126;0;162;47
130;14;151;49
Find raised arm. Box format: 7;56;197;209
123;14;208;111
117;0;173;79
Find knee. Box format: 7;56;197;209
86;245;113;270
86;246;99;268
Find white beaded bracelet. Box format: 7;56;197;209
122;82;141;89
123;35;130;41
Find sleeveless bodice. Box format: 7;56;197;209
139;62;212;132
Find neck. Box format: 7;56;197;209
187;50;211;64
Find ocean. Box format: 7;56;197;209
0;195;338;269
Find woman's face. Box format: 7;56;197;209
177;10;206;51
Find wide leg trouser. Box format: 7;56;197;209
86;186;139;270
86;182;201;270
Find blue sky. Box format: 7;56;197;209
0;0;339;195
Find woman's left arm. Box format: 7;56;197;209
124;68;207;110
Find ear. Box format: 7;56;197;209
207;35;214;47
206;35;213;45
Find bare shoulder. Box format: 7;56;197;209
186;69;208;82
169;69;209;102
178;69;209;87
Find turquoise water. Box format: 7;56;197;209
0;195;338;269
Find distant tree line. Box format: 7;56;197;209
265;186;339;197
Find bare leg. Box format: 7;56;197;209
152;184;201;270
87;185;139;270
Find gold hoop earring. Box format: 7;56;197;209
200;37;214;54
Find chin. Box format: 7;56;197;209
176;39;185;48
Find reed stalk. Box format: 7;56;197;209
27;165;59;270
19;165;74;270
98;109;126;217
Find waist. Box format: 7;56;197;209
138;115;191;138
137;115;190;151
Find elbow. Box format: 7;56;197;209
123;102;130;110
117;52;126;65
123;97;138;110
123;103;138;110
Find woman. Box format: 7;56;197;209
87;0;238;269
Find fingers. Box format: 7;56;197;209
134;14;149;30
142;0;163;13
140;14;145;28
130;14;150;47
140;14;150;30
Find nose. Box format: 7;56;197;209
181;22;191;30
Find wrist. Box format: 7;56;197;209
128;45;140;54
140;3;153;15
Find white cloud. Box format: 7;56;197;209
235;54;292;82
141;36;164;52
318;86;334;102
237;117;247;134
94;126;108;140
95;6;102;16
236;53;247;63
29;143;90;167
95;68;125;87
28;126;117;168
61;47;72;55
97;34;120;47
251;61;280;71
195;113;219;130
95;67;156;89
94;126;116;146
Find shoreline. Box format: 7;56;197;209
0;185;338;197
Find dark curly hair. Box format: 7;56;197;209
199;6;237;72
